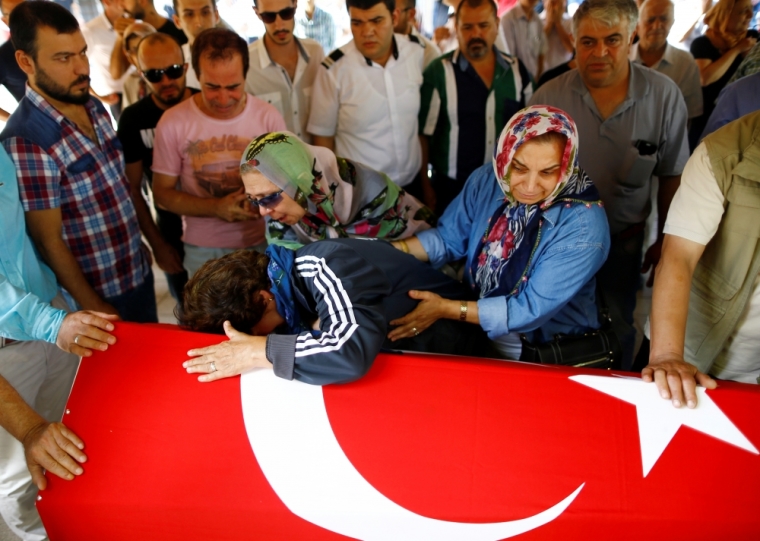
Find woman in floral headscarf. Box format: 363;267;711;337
387;106;611;359
239;132;435;250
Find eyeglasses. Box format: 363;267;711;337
258;6;296;24
247;190;284;209
141;64;184;83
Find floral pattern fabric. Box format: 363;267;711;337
472;105;601;298
241;132;435;249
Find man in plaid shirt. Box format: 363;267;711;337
0;1;157;323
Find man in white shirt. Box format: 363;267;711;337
500;0;545;79
540;0;573;72
307;0;426;196
246;0;324;142
172;0;220;89
394;0;442;68
629;0;703;120
82;0;129;119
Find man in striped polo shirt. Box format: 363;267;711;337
418;0;533;213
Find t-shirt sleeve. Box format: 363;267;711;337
307;66;339;137
151;113;182;177
690;36;718;60
116;107;145;165
2;138;62;210
663;143;724;245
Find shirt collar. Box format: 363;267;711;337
454;46;511;72
364;35;399;66
25;85;97;127
630;41;673;70
573;61;649;118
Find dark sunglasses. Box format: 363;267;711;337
258;6;296;23
141;64;184;83
247;190;284;209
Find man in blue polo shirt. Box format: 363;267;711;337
0;142;117;540
418;0;532;212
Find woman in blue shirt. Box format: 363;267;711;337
387;106;611;359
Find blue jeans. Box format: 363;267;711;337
596;229;644;371
105;269;158;323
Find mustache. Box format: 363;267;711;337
467;38;488;48
70;75;90;86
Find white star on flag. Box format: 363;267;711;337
570;375;759;477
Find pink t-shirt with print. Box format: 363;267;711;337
152;94;287;249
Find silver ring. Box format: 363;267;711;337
209;362;217;373
412;327;419;336
74;335;80;345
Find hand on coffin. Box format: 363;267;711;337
641;353;717;409
56;310;119;357
387;290;447;341
184;321;270;382
23;421;87;490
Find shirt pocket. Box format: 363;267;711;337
256;91;284;115
619;146;657;189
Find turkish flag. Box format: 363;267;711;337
38;323;760;540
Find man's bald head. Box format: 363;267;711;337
136;32;188;108
637;0;674;52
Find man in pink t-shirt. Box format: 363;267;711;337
153;28;286;277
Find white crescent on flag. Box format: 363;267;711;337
241;369;585;541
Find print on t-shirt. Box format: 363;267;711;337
184;134;249;198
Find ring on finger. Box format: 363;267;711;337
412;327;419;336
209;361;217;373
74;335;80;345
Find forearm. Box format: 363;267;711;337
439;298;480;325
0;376;46;445
0;108;10;122
555;23;574;53
153;184;219;218
698;50;742;86
649;238;698;362
127;164;167;250
35;236;105;310
657;175;681;241
392;236;429;262
311;135;335;152
109;38;129;80
0;275;66;343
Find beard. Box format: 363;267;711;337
35;66;91;105
466;38;489;59
152;82;186;107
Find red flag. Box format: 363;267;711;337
38;323;760;540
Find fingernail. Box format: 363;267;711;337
107;324;114;330
77;443;84;449
672;399;681;408
687;400;696;408
660;391;668;398
75;468;83;475
100;345;107;351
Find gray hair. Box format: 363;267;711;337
572;0;639;37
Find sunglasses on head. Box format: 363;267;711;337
258;6;296;24
141;64;184;83
247;190;284;209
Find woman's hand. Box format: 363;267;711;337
183;321;270;382
388;290;452;341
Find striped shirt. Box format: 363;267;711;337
419;48;533;184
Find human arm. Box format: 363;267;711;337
311;135;336;151
152;172;257;221
0;376;87;490
418;135;436;210
642;234;716;407
183;321;270;381
306;64;339;150
24;208;118;315
0;108;11;122
390;235;429;261
641;174;680;286
109;17;136;80
553;16;574;54
694;37;756;86
388;294;476;340
124;162;184;274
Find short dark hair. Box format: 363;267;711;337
9;0;79;60
179;250;271;335
191;27;249;79
456;0;498;22
172;0;217;18
346;0;395;15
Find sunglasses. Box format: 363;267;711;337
247;190;284;209
141;64;184;83
258;6;296;24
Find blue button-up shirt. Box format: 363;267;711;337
418;163;610;343
0;145;65;342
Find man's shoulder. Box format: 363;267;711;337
155;97;195;127
119;96;162;128
532;69;580;101
633;62;683;102
299;37;324;58
320;42;354;71
0;97;61;150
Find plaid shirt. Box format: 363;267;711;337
1;87;147;299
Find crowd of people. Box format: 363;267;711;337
1;0;759;538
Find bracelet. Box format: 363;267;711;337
397;240;410;254
459;301;468;321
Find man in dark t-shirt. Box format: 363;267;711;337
117;33;196;303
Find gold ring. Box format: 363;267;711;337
412;327;419;336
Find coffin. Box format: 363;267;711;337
38;323;760;540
